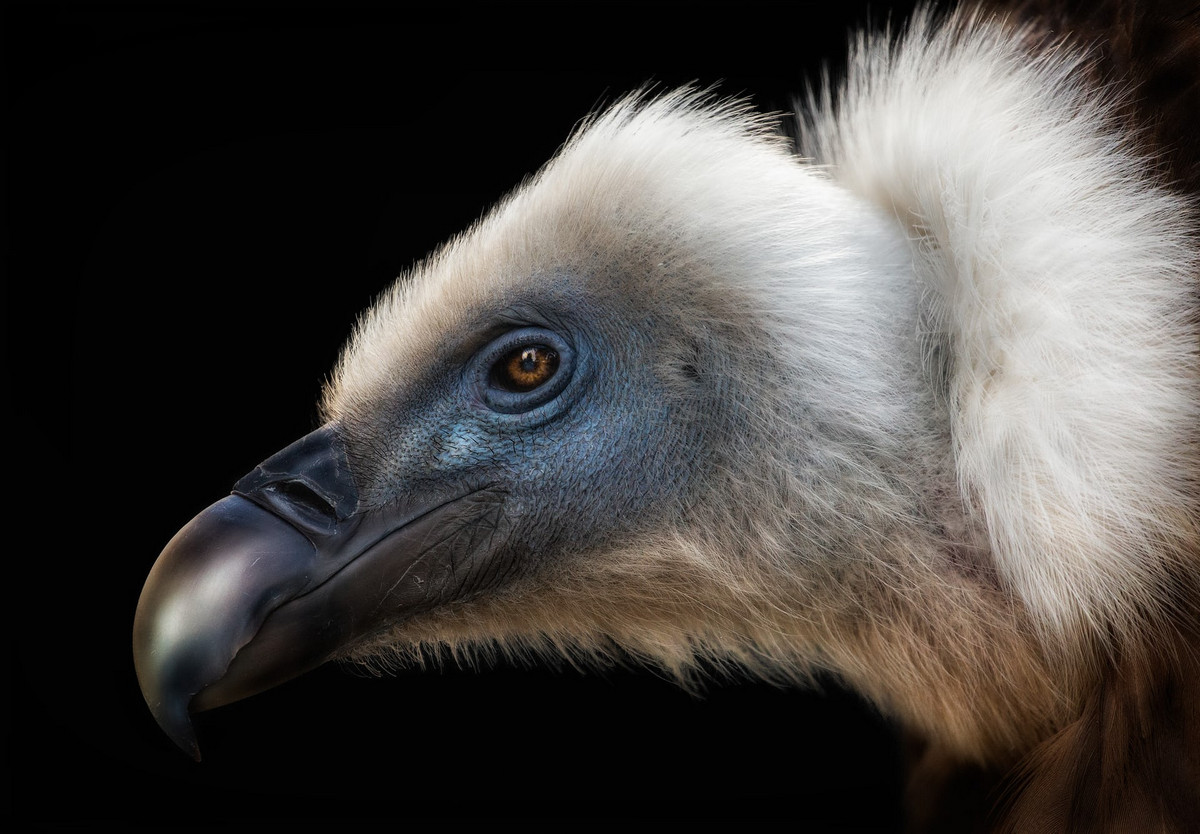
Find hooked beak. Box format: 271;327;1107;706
132;423;501;759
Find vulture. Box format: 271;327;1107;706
134;1;1200;830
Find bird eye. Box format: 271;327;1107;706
474;327;576;415
490;344;560;392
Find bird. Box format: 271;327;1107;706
133;1;1199;830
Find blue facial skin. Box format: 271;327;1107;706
335;280;703;604
133;266;739;756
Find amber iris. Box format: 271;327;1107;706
492;345;560;392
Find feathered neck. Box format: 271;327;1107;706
800;6;1200;648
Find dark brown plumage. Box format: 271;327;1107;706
1006;0;1200;196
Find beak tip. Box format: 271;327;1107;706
142;688;204;761
167;716;203;763
133;493;318;760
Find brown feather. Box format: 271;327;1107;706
985;0;1200;199
996;615;1200;832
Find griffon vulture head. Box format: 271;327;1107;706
134;2;1199;829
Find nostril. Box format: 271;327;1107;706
266;479;338;530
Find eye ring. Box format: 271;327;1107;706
473;327;576;415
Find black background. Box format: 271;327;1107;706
6;2;935;828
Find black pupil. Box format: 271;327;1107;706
493;345;558;392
